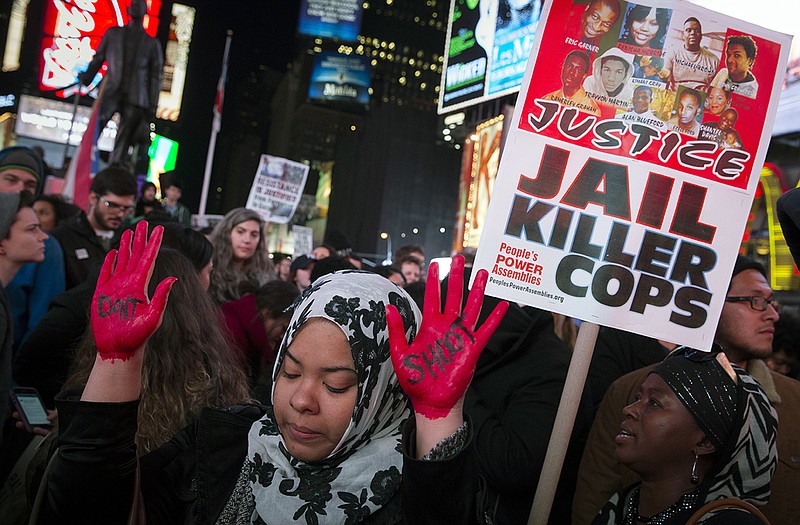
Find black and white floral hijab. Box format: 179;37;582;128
247;270;420;524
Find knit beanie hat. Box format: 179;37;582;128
0;147;43;182
0;192;21;240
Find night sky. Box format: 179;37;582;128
154;0;302;213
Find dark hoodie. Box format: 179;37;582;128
444;270;593;524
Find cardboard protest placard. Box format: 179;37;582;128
292;225;314;258
245;155;310;224
472;0;791;350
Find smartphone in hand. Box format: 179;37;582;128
10;387;52;433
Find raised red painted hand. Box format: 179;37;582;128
387;255;508;419
91;221;176;361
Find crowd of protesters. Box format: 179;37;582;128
0;143;798;525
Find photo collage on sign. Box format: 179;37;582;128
535;0;780;160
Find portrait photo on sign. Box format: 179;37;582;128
699;106;745;152
617;84;667;130
711;33;762;99
661;15;724;91
616;4;672;56
563;0;624;56
632;55;666;83
666;85;705;137
542;49;601;116
583;47;636;110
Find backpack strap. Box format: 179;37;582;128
685;498;771;525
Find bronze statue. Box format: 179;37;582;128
79;0;163;167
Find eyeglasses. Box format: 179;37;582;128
725;295;781;313
98;195;133;214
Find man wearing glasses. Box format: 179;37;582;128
572;255;799;525
53;167;137;289
718;259;781;366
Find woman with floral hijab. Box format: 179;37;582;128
228;270;421;523
37;222;507;524
593;346;778;525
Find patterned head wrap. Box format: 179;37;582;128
595;348;778;525
654;346;778;505
247;270;420;524
703;369;777;506
653;346;738;450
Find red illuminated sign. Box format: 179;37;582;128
39;0;161;97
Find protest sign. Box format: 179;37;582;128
472;0;791;350
292;225;314;258
245;155;310;224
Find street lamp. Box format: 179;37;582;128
380;231;392;265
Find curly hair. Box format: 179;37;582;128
208;208;275;304
727;34;757;60
34;194;80;229
66;249;251;453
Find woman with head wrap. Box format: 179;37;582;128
593;346;777;524
38;222;507;523
230;270;419;522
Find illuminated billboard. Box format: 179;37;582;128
3;0;30;72
453;114;505;249
157;3;195;121
15;94;117;151
439;0;542;114
39;0;162;98
147;133;178;184
308;52;371;106
298;0;362;41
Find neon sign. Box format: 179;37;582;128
39;0;161;98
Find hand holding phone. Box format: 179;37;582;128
10;387;53;433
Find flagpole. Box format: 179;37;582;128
198;30;233;222
62;82;82;168
61;82;105;211
63;92;79;167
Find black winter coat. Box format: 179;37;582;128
37;391;481;525
13;277;95;408
462;293;592;524
52;214;108;290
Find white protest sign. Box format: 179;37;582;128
292;225;314;258
245;155;310;224
472;0;791;350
